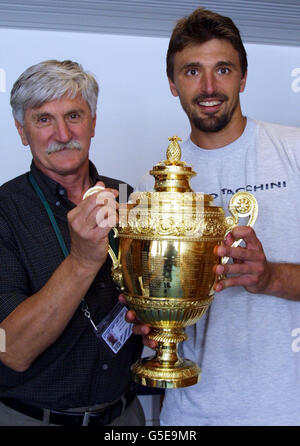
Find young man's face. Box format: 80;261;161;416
15;94;96;180
168;38;247;134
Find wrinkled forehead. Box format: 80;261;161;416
23;93;90;119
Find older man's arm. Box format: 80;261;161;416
0;189;118;372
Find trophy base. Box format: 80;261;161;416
131;356;201;389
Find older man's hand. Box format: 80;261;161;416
118;294;157;349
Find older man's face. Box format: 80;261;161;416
15;94;96;181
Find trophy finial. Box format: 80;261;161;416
167;136;182;163
150;135;195;192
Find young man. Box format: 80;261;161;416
0;60;144;426
130;8;300;425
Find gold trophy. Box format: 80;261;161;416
85;136;258;388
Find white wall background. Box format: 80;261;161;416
0;27;299;189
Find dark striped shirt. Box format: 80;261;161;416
0;161;142;409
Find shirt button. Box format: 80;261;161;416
102;364;108;370
56;201;61;206
59;189;65;196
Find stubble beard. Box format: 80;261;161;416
192;112;230;133
182;94;239;133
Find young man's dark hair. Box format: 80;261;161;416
166;8;248;81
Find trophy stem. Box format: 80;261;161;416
148;327;186;367
131;328;201;388
156;340;181;366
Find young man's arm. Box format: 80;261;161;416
214;226;300;300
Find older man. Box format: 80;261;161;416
0;60;144;426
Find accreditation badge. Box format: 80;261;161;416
95;303;133;354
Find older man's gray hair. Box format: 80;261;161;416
10;60;99;125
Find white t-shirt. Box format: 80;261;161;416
137;118;300;426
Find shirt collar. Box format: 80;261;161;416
30;160;102;206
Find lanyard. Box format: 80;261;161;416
29;172;115;333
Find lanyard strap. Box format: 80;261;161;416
28;172;110;333
29;172;117;256
29;173;69;257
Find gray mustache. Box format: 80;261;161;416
46;140;82;154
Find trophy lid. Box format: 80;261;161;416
118;136;227;239
149;136;196;193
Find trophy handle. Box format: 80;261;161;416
82;186;125;291
108;227;125;291
222;192;258;265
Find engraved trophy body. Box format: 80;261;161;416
85;136;258;389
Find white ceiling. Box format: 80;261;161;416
0;0;299;46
